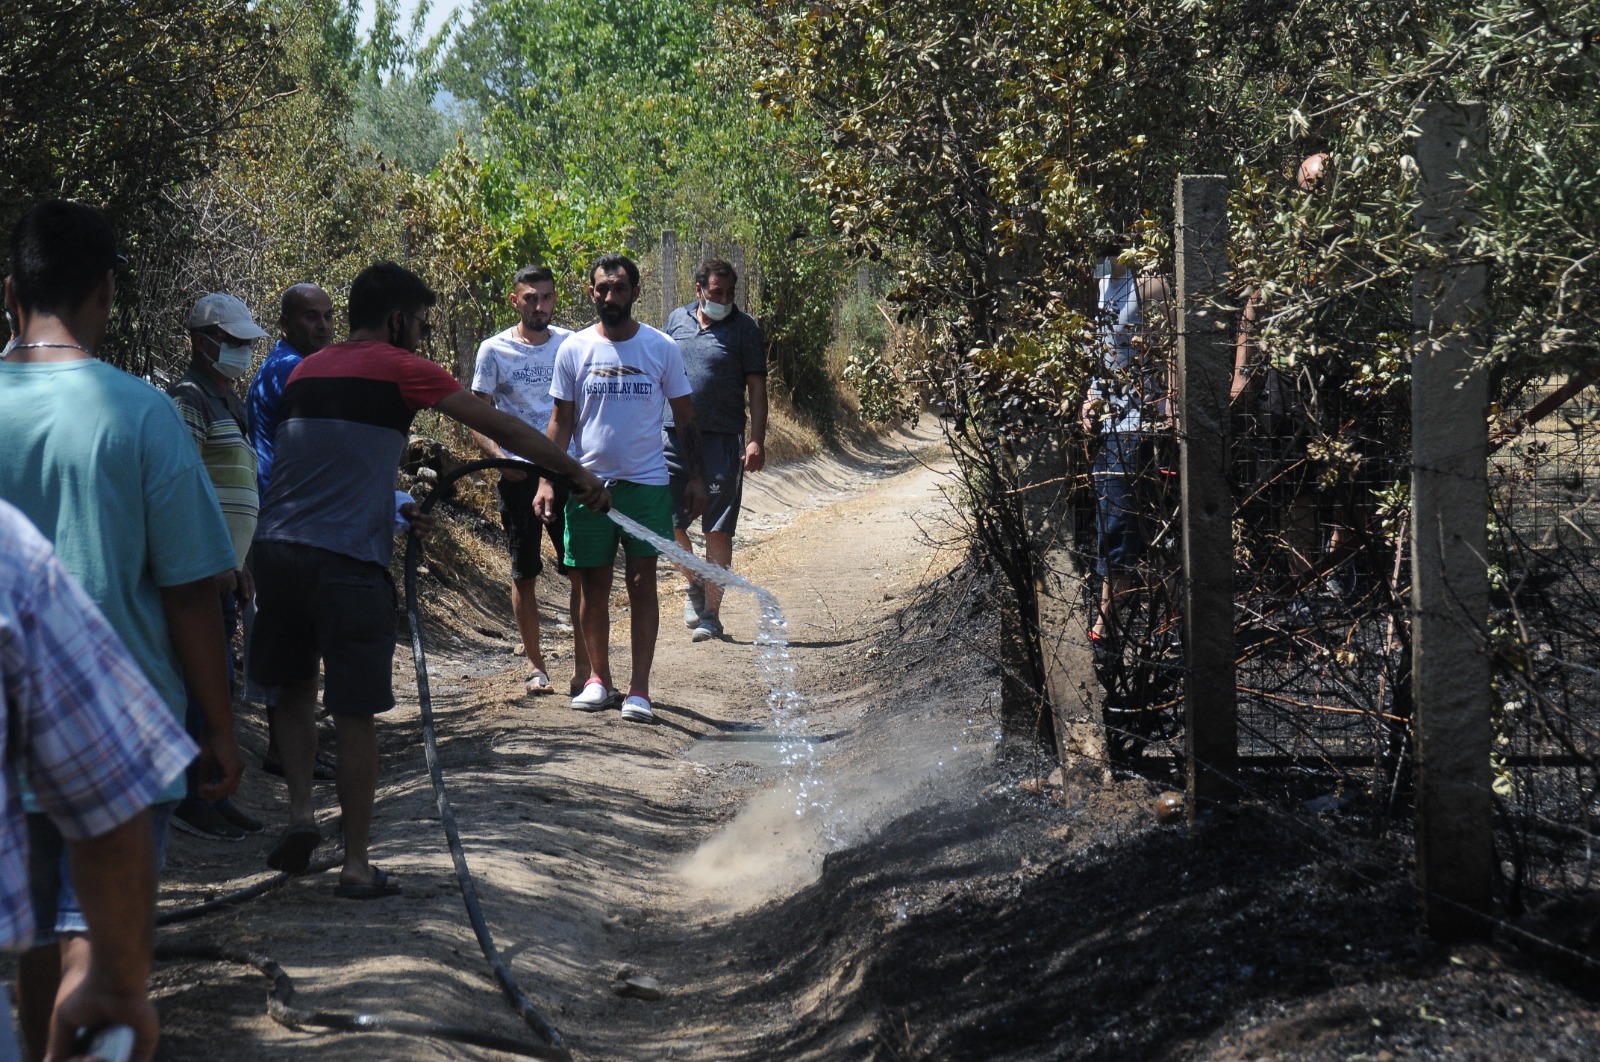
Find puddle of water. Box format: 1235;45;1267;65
685;731;841;768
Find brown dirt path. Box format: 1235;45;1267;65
148;422;985;1060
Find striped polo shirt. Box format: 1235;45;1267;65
168;367;259;567
254;341;462;566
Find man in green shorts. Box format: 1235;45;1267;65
537;253;706;723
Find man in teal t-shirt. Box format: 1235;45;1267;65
0;199;239;1054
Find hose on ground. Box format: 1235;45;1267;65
153;458;579;1058
405;458;575;1056
153;942;570;1060
156;855;342;927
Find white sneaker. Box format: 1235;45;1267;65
691;615;724;643
619;694;655;722
683;584;705;629
571;681;617;712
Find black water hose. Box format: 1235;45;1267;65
405;458;575;1056
153;942;571;1060
151;459;579;1058
156;855;343;927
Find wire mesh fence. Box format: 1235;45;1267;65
1489;376;1600;909
1228;354;1412;804
1035;266;1599;917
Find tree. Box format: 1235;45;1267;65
732;0;1600;744
345;0;482;174
1;0;280;248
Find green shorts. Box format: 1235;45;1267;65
564;481;672;567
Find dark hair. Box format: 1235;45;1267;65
513;264;555;288
348;262;436;331
693;258;737;290
8;200;119;315
588;253;639;288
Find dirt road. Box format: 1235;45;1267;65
152;422;999;1060
135;422;1599;1060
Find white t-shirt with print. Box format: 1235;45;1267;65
470;325;573;462
549;323;691;486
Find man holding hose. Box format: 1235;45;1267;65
249;261;608;898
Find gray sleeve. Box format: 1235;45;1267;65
738;317;767;376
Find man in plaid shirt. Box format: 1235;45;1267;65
0;499;194;1062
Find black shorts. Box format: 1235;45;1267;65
247;540;398;716
666;429;745;536
498;474;569;580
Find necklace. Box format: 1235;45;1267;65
8;341;91;355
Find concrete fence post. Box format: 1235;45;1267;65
1410;100;1492;940
1174;174;1238;816
660;229;678;325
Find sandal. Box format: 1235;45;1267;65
266;822;321;874
333;865;402;899
524;668;555;695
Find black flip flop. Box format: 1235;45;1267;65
266;822;321;873
261;756;337;783
333;866;402;900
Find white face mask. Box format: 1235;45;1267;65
700;296;733;322
210;336;253;379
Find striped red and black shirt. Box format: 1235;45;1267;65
254;342;461;565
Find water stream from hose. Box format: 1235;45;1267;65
602;508;829;822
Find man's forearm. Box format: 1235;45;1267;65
159;578;231;737
471;429;502;458
66;811;156;994
435;391;582;484
468;392;504;457
499;419;584;485
676;420;705;479
747;375;768;448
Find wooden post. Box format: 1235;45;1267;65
1411;100;1492;940
1175;174;1238;816
660;229;678;324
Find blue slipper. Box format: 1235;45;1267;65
334;866;402;900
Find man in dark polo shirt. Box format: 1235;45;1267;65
664;258;767;643
249;262;608;898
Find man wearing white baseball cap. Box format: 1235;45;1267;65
166;292;271;841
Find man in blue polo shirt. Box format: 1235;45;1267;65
664;258;768;643
244;282;336;782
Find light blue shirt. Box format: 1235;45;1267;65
0;358;235;802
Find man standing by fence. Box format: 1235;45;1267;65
468;264;585;697
537;253;706;724
1080;245;1173;758
664;258;768;643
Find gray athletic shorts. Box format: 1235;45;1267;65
666;429;744;536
